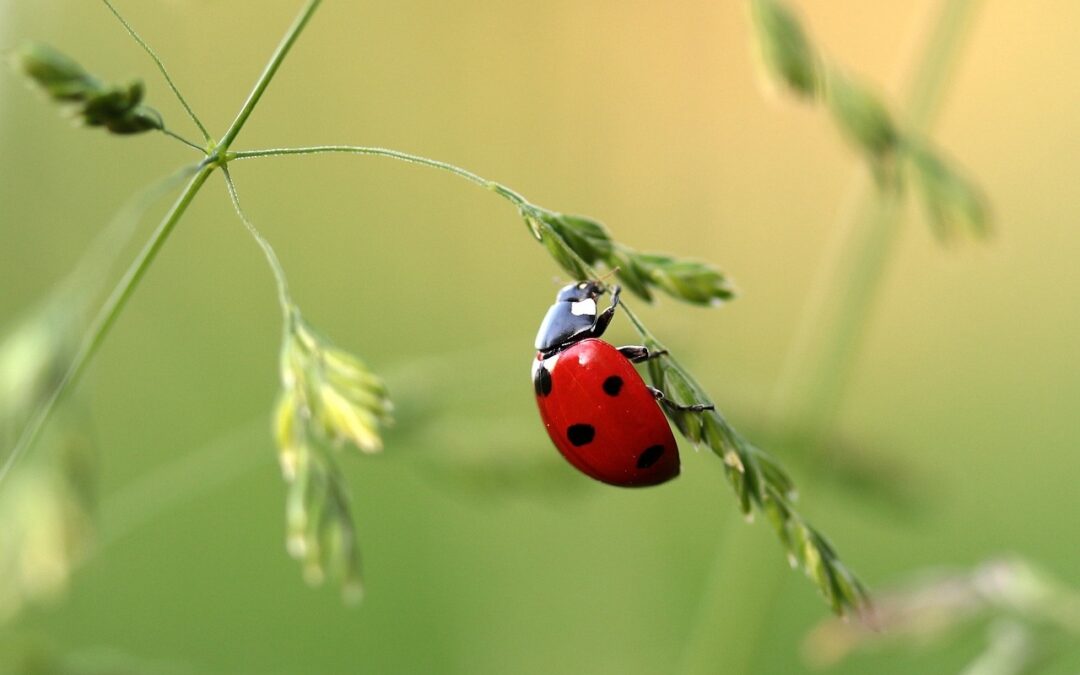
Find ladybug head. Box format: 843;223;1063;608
536;280;611;354
554;280;606;303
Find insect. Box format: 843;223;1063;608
532;280;713;487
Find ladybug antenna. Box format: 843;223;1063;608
596;267;620;292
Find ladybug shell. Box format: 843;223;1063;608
533;338;680;487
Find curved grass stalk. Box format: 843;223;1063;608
231;145;532;208
773;0;985;449
0;161;215;487
60;162;204;299
10;0;867;616
232;147;670;335
232;139;867;615
100;0;212;143
2;0;327;485
681;1;986;673
221;167;294;319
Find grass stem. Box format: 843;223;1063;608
221;167;295;319
0;162;215;486
160;127;205;152
773;0;982;450
217;0;323;152
100;0;212;142
682;1;984;672
231;145;532;207
2;0;329;483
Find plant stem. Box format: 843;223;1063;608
681;1;983;673
231;145;532;207
233;149;677;354
100;0;213;142
0;161;215;486
236;144;684;365
160;127;205;152
221;167;294;319
217;0;323;152
773;185;903;446
61;163;203;299
2;0;328;484
231;142;736;443
903;0;981;131
773;0;982;448
680;518;786;675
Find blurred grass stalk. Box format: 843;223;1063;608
0;0;329;617
804;557;1080;672
1;0;325;487
0;300;96;625
774;0;982;442
0;169;189;625
681;0;983;673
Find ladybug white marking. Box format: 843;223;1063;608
570;298;597;316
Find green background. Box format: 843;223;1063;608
2;0;1078;673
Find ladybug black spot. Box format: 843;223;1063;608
534;364;553;396
602;375;623;396
636;444;665;469
566;424;595;447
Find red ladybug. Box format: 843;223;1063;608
532;281;712;487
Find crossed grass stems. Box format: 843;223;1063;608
7;0;869;614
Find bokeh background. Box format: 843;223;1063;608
2;0;1079;673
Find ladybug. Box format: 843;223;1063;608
532;281;713;487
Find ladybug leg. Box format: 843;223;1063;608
647;385;715;412
586;284;622;339
618;345;669;363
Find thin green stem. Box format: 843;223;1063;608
679;518;786;675
233;145;673;368
99;0;212;143
2;0;328;482
61;163;203;299
903;0;981;131
160;127;206;153
619;303;660;344
217;0;323;152
234;147;661;351
237;144;668;357
0;161;216;486
231;145;532;207
773;0;982;449
221;167;294;319
0;163;200;451
681;1;983;673
773;187;902;444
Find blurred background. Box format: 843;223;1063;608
2;0;1079;673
